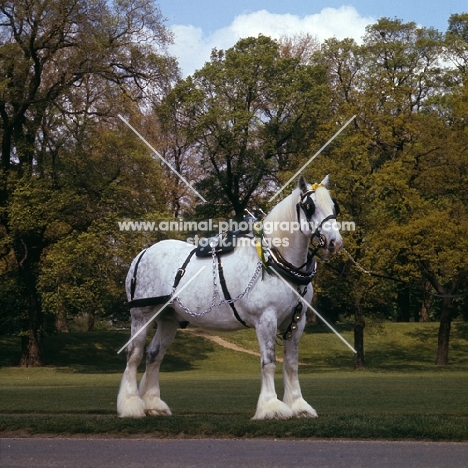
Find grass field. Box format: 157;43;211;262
1;322;468;440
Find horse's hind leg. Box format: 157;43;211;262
117;308;152;418
282;317;317;418
139;316;179;416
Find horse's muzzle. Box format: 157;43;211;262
327;238;343;255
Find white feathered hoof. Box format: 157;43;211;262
144;397;172;417
117;394;146;418
252;398;294;420
289;398;318;418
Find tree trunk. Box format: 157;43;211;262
87;312;95;332
19;273;44;366
419;282;431;322
435;297;453;366
20;328;43;367
19;296;44;366
307;293;319;324
55;305;69;333
354;309;365;370
16;237;45;367
419;297;430;322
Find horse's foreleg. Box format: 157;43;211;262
282;317;317;418
252;314;294;420
117;309;151;418
139;317;179;416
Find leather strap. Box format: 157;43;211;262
127;295;172;308
217;256;249;328
172;248;197;289
127;248;197;309
130;249;147;301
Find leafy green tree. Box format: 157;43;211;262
152;97;205;218
36;123;169;331
445;13;468;74
161;35;330;219
314;17;467;367
0;0;175;366
363;17;468;365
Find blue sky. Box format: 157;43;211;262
156;0;467;76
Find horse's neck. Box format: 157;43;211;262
264;192;310;268
276;230;310;268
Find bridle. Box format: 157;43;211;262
253;182;341;285
296;184;340;257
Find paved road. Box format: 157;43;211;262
2;438;468;468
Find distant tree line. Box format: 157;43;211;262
0;0;467;368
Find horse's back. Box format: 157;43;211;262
126;239;195;302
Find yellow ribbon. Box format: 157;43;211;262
252;221;267;269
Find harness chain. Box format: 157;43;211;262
175;245;263;319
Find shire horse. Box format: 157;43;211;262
117;175;343;419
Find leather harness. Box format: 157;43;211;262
126;187;337;334
127;247;196;308
127;246;249;328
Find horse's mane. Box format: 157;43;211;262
266;185;334;227
314;185;335;213
264;187;299;233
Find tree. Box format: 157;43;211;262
445;13;468;75
315;17;468;367
161;35;330;219
36;123;169;333
0;0;176;366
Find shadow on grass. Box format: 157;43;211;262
1;331;216;374
301;321;468;371
405;326;439;343
304;322;354;334
366;323;468;371
0;336;19;367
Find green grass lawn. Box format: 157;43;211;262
1;322;468;440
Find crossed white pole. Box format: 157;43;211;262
118;114;207;203
269;115;356;202
118;114;357;354
269;268;357;353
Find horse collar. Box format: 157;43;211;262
266;246;317;285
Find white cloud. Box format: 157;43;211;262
168;6;375;76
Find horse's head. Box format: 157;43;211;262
296;175;343;257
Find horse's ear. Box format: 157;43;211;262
320;175;330;188
298;175;308;193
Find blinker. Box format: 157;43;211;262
300;196;315;220
332;198;340;216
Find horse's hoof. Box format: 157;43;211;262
252;398;294;420
142;396;172;416
294;409;318;418
117;395;146;418
289;399;318;418
146;408;172;416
